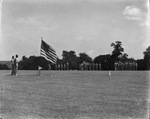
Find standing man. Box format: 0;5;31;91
14;54;19;76
11;56;15;75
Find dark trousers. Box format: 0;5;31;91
11;65;15;75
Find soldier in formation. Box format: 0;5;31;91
79;62;101;71
114;61;137;70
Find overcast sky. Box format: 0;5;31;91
0;0;149;60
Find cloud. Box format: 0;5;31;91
123;6;144;21
41;26;50;31
139;5;150;27
87;50;95;56
75;36;84;41
16;17;54;31
140;19;150;26
16;17;39;24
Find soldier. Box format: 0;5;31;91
114;62;117;70
80;63;83;70
118;61;121;70
83;62;85;70
58;64;60;70
11;56;15;75
95;63;98;70
121;62;124;70
49;64;51;70
85;62;88;70
63;63;66;70
55;64;57;70
124;62;127;70
135;62;138;70
14;54;19;76
122;62;125;70
89;63;91;70
131;62;134;70
92;63;94;70
60;63;63;70
67;62;69;70
98;63;101;70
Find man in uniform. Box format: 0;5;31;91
11;56;15;75
14;54;19;76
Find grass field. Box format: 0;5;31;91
0;70;149;119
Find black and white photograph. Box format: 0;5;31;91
0;0;149;119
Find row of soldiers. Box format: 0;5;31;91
52;62;102;70
114;61;138;70
54;63;69;70
79;63;101;70
49;61;138;71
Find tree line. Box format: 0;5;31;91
0;64;9;70
1;41;150;70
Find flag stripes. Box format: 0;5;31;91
40;40;57;64
41;49;57;63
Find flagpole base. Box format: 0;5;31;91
37;70;41;76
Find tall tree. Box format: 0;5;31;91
111;41;124;61
79;52;93;64
18;56;28;70
143;46;150;70
62;50;79;70
0;64;9;70
137;59;144;70
118;53;128;62
19;56;49;70
94;54;111;70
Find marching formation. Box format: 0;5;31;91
53;62;138;71
79;63;101;70
54;62;102;71
114;61;138;70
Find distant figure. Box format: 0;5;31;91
14;54;18;76
11;56;15;75
49;64;51;70
63;64;66;70
55;64;58;70
58;64;60;70
66;62;69;70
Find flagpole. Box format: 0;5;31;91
40;38;57;71
38;37;43;76
40;37;43;57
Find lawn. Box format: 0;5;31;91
0;70;149;119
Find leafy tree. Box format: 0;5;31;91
94;54;112;70
0;64;9;70
62;50;79;70
56;58;63;64
143;46;150;70
19;56;28;70
127;57;135;62
33;56;49;70
111;41;124;61
94;54;110;63
22;56;28;61
62;50;76;61
118;53;128;62
20;56;35;70
137;59;144;70
79;53;93;64
19;56;49;70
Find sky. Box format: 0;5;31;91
0;0;149;60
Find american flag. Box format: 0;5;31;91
40;39;57;64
